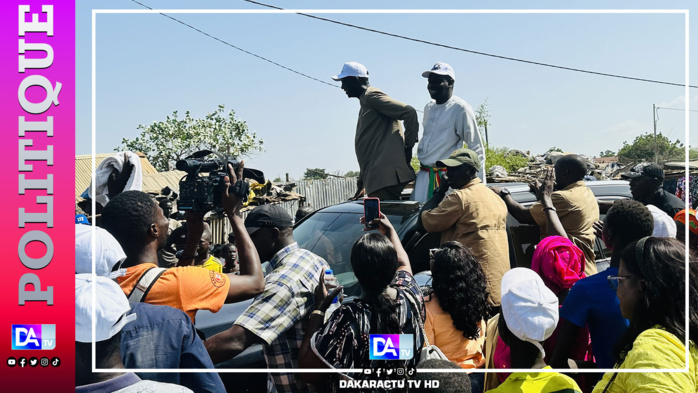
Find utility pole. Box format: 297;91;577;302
653;104;658;163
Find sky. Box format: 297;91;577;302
75;0;697;180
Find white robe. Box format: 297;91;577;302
411;95;485;203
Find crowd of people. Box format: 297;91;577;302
75;61;698;393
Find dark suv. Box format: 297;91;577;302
196;180;631;390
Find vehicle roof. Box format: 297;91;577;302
506;180;631;203
504;180;628;193
306;180;631;214
310;200;421;215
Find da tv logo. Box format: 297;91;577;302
12;325;56;350
369;334;413;360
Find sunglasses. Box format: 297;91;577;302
607;275;634;291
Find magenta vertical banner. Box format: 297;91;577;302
0;1;75;390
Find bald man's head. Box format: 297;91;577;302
554;154;588;189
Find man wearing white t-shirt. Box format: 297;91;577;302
412;62;486;203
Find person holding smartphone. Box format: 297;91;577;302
417;148;509;311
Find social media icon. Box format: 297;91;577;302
19;357;27;368
12;324;56;350
406;367;416;376
40;357;49;367
386;368;394;375
51;357;60;367
7;357;16;367
396;368;405;376
29;357;38;367
375;367;383;377
363;368;371;375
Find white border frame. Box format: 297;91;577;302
91;8;691;375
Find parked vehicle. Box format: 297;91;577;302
196;180;631;390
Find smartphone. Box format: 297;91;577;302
364;197;380;228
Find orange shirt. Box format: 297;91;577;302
424;295;486;369
118;263;230;323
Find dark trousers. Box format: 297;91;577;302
368;182;408;201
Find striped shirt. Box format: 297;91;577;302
234;242;328;393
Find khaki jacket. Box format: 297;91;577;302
421;178;510;306
355;86;418;195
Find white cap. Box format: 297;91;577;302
332;62;369;81
500;268;559;357
422;62;456;81
75;224;126;277
75;274;136;343
647;204;677;238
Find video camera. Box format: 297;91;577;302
176;149;265;212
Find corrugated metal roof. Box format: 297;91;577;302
665;161;698;169
142;170;185;194
75;152;159;200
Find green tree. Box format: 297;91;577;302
344;170;360;178
475;98;491;129
690;146;698;161
617;132;683;163
273;176;283;183
546;146;563;154
599;150;616;157
475;99;491;144
118;105;264;172
303;168;328;180
485;144;530;174
410;155;420;173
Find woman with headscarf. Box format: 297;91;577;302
298;213;425;392
593;237;698;392
485;235;590;390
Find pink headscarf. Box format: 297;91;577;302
531;236;586;294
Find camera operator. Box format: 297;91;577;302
101;161;265;324
157;198;182;268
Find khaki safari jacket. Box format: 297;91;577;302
421;178;510;306
355;86;418;195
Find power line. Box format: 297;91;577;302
656;106;698;113
128;0;338;88
245;0;697;89
128;0;426;112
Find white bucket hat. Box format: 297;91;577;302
75;224;126;277
75;274;136;343
500;268;559;357
332;62;369;81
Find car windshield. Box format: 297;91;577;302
294;209;414;297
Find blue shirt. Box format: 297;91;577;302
560;267;629;369
121;303;225;393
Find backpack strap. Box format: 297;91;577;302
128;267;167;303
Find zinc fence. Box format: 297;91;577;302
295;177;358;211
211;177;357;244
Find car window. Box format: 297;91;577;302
294;211;412;297
508;196;627;270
